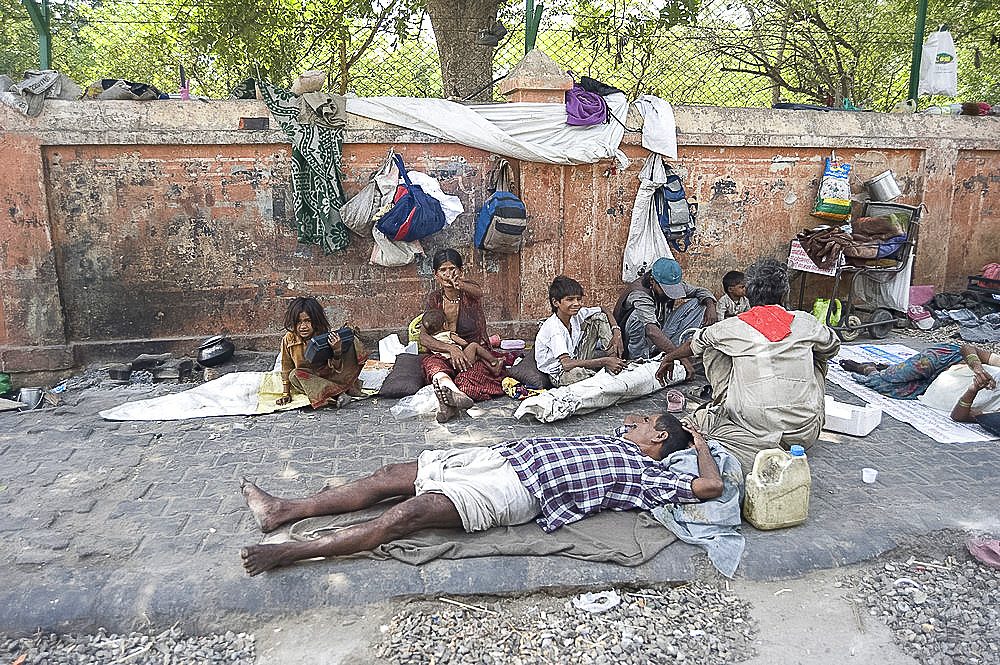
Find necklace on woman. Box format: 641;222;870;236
444;293;461;304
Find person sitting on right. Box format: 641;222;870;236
535;275;625;387
716;270;750;320
654;258;840;471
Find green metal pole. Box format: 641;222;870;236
21;0;52;69
906;0;929;101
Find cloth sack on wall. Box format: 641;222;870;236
565;83;608;126
622;153;675;282
918;29;958;97
340;148;400;236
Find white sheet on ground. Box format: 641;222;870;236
99;372;309;421
514;360;684;423
346;95;629;167
827;344;998;443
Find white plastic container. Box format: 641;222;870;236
823;395;882;436
743;446;811;530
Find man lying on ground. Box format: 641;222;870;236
240;412;723;575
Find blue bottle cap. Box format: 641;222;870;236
789;445;805;456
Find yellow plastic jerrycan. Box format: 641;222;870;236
742;445;811;530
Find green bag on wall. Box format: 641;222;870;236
0;373;11;395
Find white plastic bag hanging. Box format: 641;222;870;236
622;153;674;282
918;28;958;97
340;148;400;236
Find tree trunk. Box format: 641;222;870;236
425;0;501;101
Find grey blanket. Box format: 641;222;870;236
651;441;745;578
264;503;678;567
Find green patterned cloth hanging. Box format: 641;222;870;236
258;81;350;253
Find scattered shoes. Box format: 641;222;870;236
666;389;686;413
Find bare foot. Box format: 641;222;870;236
432;378;460;423
335;393;352;408
438;380;474;410
241;544;290;576
839;359;878;375
241;478;287;533
347;381;364;397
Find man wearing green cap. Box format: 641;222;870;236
612;258;718;379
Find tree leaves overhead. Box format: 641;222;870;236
2;0;996;106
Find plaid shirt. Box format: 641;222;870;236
492;435;699;533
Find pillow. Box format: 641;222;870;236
505;348;553;389
378;353;427;398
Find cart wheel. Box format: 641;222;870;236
836;315;863;342
869;308;895;339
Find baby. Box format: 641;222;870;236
421;309;503;376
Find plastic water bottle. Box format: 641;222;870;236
742;445;811;529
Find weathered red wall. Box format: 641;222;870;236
1;101;998;381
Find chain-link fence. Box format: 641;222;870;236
356;0;997;110
6;0;996;108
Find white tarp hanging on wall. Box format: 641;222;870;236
346;94;630;167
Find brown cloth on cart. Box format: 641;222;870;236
843;213;909;264
796;226;853;269
798;214;908;269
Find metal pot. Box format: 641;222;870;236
18;387;43;410
864;170;902;201
197;335;235;367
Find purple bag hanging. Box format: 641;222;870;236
565;83;607;126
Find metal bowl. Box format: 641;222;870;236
197;336;235;367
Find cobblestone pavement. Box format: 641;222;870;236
1;334;998;637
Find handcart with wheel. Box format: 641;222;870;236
788;201;923;342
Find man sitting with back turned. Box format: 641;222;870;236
240;412;723;575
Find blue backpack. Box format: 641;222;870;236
654;163;697;253
475;159;527;253
375;154;447;242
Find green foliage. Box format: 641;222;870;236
1;0;996;108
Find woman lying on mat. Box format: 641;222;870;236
840;343;1000;423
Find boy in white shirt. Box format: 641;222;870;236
534;275;626;386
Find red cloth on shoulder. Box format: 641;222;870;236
737;305;794;342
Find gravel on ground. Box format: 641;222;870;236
0;628;254;665
372;583;757;665
845;531;1000;665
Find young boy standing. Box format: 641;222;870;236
534;276;626;386
716;270;750;320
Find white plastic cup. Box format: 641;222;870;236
862;467;878;484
